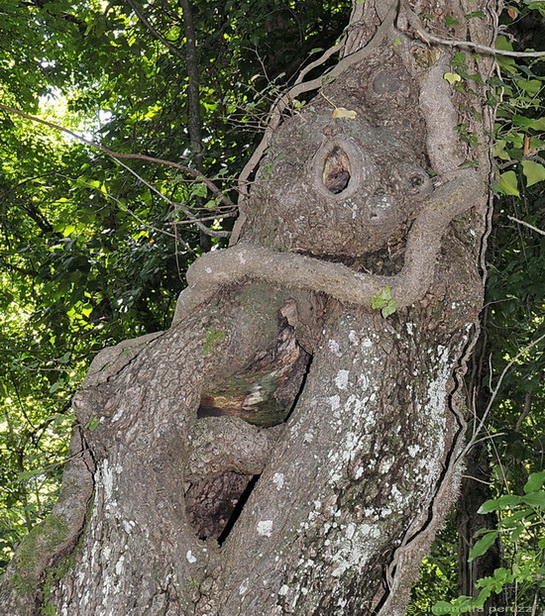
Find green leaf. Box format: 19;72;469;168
521;490;545;508
86;416;100;431
517;79;542;96
530;117;545;130
17;468;47;481
444;72;462;84
496;171;520;196
524;470;545;493
478;494;521;513
381;300;398;319
469;531;499;562
512;114;534;127
493;139;510;161
495;35;514;51
522;160;545;186
370;285;392;309
191;183;208;198
49;380;64;394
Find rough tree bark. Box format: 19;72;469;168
0;1;498;614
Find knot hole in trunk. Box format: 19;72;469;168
323;146;351;195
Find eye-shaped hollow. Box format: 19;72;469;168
322;146;351;195
312;138;368;200
398;165;433;197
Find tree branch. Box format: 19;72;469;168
0;104;234;206
403;7;545;58
508;215;545;236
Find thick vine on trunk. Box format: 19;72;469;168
0;1;498;614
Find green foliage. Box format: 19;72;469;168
370;285;397;318
410;2;545;612
432;473;545;613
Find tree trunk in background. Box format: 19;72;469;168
0;1;498;614
457;444;502;614
457;325;502;614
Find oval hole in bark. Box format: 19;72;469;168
323;146;351;194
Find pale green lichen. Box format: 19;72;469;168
203;327;226;355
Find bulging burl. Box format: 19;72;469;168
240;100;433;258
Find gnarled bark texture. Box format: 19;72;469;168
0;1;498;614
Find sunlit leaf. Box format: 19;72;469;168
332;107;357;119
496;171;520;196
522;160;545;186
444;72;462;84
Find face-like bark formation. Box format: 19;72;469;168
0;2;497;615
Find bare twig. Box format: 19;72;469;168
461;331;545;460
111;155;230;238
405;8;545;58
167;212;237;225
508;215;545;236
72;174;179;241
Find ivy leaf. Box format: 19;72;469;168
370;285;392;310
512;114;534;127
495;171;520;196
517;79;542;96
381;301;397;319
370;286;397;318
444;72;462;84
522;160;545;186
530;117;545;130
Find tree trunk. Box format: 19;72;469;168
457;326;502;613
0;1;498;614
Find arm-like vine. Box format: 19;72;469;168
174;168;483;323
